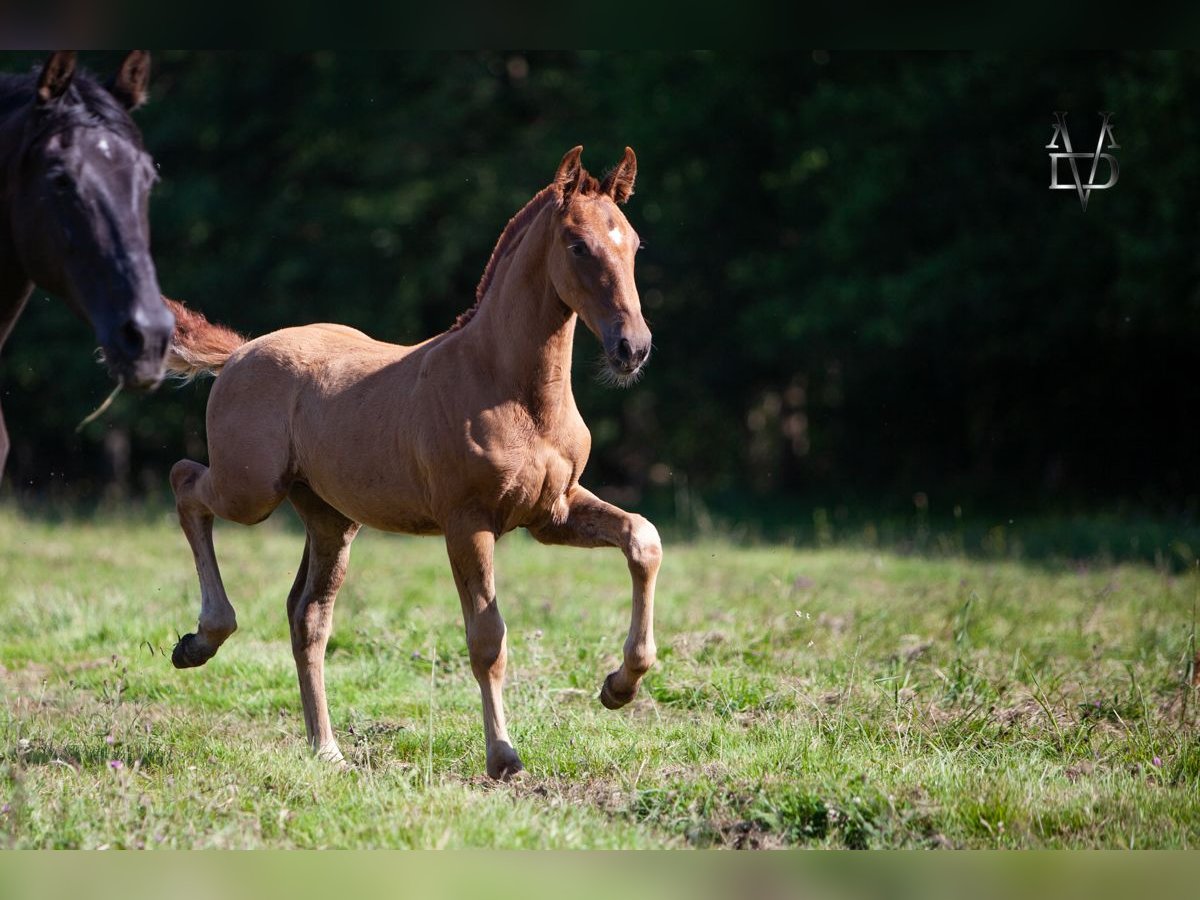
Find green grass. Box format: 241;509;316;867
0;504;1197;848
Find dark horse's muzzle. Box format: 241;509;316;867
99;301;175;389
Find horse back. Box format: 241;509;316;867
207;323;444;532
207;322;588;536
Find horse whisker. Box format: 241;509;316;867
593;352;647;389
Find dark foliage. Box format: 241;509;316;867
2;52;1196;519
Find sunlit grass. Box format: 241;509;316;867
0;505;1197;848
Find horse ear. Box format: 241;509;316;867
36;52;77;105
108;51;151;110
602;147;637;205
554;145;585;203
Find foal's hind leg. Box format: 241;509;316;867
170;458;286;667
286;483;360;763
445;516;523;780
170;461;239;667
529;487;662;709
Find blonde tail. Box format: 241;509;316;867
163;298;246;380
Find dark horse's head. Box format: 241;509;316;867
8;52;172;389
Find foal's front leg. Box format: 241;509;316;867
287;483;360;764
529;487;662;709
445;518;523;780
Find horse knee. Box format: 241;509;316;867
173;456;286;526
625;516;662;574
170;459;206;497
625;638;657;676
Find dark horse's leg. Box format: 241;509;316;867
528;487;662;709
0;278;33;478
286;482;360;764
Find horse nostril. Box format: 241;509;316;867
616;338;634;365
119;320;145;358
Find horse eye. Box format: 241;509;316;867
569;241;589;258
49;171;72;191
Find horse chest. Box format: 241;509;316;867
470;430;581;524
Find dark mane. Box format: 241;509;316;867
450;171;604;331
0;67;144;154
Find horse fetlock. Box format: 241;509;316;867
203;617;237;642
624;641;657;678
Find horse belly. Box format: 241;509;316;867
291;401;439;534
305;466;441;535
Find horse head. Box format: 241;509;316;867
12;51;173;389
546;145;651;387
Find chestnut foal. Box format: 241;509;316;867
166;147;660;779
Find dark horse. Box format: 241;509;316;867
0;51;174;475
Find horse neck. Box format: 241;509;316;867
0;79;25;173
0;107;23;274
0;93;41;302
463;207;578;421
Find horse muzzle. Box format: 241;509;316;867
99;304;175;390
603;322;652;383
610;336;650;373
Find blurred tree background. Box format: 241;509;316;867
1;52;1197;529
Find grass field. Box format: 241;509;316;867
0;504;1197;849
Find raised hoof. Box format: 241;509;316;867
599;671;637;710
171;633;214;669
487;743;525;781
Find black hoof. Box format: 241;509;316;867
487;743;525;781
599;672;637;710
171;633;212;669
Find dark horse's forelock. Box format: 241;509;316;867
0;69;146;160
